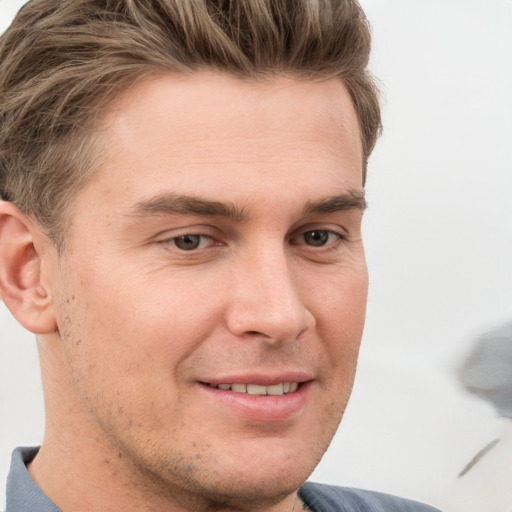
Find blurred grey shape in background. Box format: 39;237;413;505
459;322;512;418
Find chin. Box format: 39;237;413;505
199;442;326;505
182;470;308;510
136;438;321;510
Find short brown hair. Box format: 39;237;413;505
0;0;381;247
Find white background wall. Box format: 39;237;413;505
1;0;511;509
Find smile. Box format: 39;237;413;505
207;382;299;395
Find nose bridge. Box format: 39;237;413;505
227;241;314;341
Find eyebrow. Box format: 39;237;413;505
128;194;249;222
302;190;367;215
128;189;366;222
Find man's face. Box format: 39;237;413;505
46;73;367;508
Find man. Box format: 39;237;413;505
0;1;441;511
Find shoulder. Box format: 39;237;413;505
298;482;443;512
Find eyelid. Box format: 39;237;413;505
154;224;220;240
159;232;215;244
290;223;348;241
293;230;344;243
153;224;225;252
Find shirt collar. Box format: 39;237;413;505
6;447;61;512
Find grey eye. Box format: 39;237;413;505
303;230;330;246
174;234;201;250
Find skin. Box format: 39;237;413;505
0;72;367;512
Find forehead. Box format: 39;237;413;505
106;72;361;145
73;72;363;220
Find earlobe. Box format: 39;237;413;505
0;201;57;334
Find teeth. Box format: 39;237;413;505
247;384;268;395
267;383;284;395
211;382;299;395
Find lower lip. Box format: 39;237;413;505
198;382;312;423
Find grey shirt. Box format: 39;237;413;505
6;447;442;511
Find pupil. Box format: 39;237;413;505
175;235;200;250
305;230;328;246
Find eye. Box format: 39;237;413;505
171;234;213;251
299;230;342;247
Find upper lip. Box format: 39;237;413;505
199;371;314;386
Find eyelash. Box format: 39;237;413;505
159;233;217;251
290;229;346;250
159;229;346;252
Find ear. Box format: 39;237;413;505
0;201;57;334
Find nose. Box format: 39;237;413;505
225;247;316;343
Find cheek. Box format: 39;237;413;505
310;263;368;327
66;264;222;352
53;286;193;435
56;282;227;436
308;266;368;373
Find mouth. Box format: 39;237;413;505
198;378;312;422
205;382;299;395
